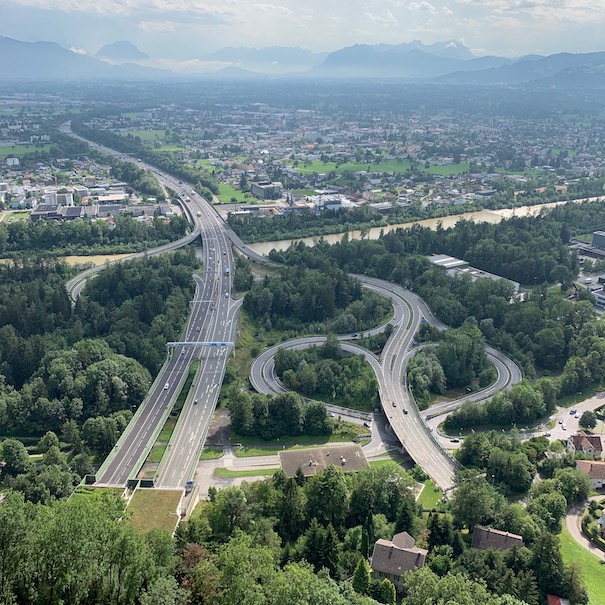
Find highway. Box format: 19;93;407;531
66;123;521;493
63;122;238;488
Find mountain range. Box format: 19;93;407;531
1;35;605;89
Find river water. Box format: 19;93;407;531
247;199;592;257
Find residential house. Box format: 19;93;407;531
576;459;605;489
471;526;524;551
546;595;571;605
369;532;427;591
567;432;602;457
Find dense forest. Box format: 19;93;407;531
273;336;379;411
0;458;586;605
0;214;190;257
243;265;391;333
227;389;332;440
0;251;198;503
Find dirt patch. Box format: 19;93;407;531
61;254;133;266
205;408;231;447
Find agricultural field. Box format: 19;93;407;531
0;144;52;159
117;129;166;142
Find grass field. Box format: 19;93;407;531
214;467;278;478
217;183;251;203
292;159;413;176
117;129;166;142
0;144;52;159
416;479;443;510
560;525;605;605
127;488;182;534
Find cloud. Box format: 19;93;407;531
363;9;398;25
69;46;88;55
138;20;178;33
442;6;453;14
5;0;235;20
253;3;293;15
409;1;437;12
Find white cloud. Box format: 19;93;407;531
363;9;398;24
253;3;293;15
69;46;88;54
442;6;453;14
409;1;436;12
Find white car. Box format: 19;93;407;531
164;383;169;390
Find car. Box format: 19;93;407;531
403;408;408;414
544;432;551;437
164;383;169;390
570;408;577;415
225;291;229;298
392;401;396;407
363;422;370;428
562;424;567;430
194;399;198;405
450;438;460;443
575;413;580;419
558;418;563;424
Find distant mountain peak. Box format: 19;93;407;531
96;41;150;63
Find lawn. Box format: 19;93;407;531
559;525;605;605
0;144;52;159
214;467;278;478
416;479;443;510
117;129;166;142
426;163;470;176
127;488;182;534
292;159;413;176
216;183;259;204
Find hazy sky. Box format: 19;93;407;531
3;0;605;67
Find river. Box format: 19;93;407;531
247;198;603;257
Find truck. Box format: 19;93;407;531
185;480;195;494
225;267;230;276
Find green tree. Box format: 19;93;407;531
378;578;396;605
579;410;597;429
0;438;30;476
352;558;371;595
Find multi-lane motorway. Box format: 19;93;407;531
66;123;522;492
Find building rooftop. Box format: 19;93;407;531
471;526;523;551
370;532;427;576
576;459;605;480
